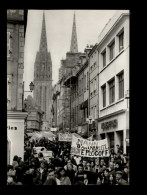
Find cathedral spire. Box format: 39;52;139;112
39;11;48;52
70;12;78;53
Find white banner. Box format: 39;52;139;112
70;134;109;158
58;133;72;142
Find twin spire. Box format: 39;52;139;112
70;12;78;53
39;11;78;53
39;12;48;52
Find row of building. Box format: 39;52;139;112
52;10;130;154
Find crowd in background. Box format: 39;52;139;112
7;138;129;185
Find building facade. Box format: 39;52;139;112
58;13;82;132
97;10;130;154
24;95;44;132
33;13;52;130
88;44;99;139
7;9;28;164
52;83;60;128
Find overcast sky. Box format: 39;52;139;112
24;9;117;97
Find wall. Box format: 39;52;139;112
7;118;25;164
7;22;24;111
98;16;129;118
89;49;98;120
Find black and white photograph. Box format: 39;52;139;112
7;9;130;186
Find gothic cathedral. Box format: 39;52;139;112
33;12;52;130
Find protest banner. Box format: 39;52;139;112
70;134;109;158
58;133;72;142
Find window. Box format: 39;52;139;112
109;41;115;61
109;79;115;104
82;77;83;92
102;85;106;107
7;32;10;57
91;107;93;118
102;50;106;67
94;78;97;91
94;106;97;119
84;74;86;91
118;72;124;99
91;81;93;95
87;72;89;90
79;80;81;94
119;31;124;52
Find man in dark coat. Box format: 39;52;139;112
115;171;128;185
74;164;85;184
33;162;48;185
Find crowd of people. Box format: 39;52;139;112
7;138;129;185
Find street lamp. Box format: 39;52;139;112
23;81;34;92
22;81;35;111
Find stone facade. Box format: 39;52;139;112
7;9;28;164
7;10;25;111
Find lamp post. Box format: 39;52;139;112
22;81;34;111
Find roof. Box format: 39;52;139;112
98;10;129;46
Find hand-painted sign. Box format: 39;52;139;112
70;134;109;158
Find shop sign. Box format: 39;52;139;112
7;125;17;130
101;119;118;130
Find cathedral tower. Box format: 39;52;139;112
33;12;52;130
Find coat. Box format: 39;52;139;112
60;176;71;185
33;168;48;185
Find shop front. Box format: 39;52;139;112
98;111;128;154
7;111;27;165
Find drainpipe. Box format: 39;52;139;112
97;48;99;140
88;58;90;138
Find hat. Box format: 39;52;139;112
115;171;123;175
